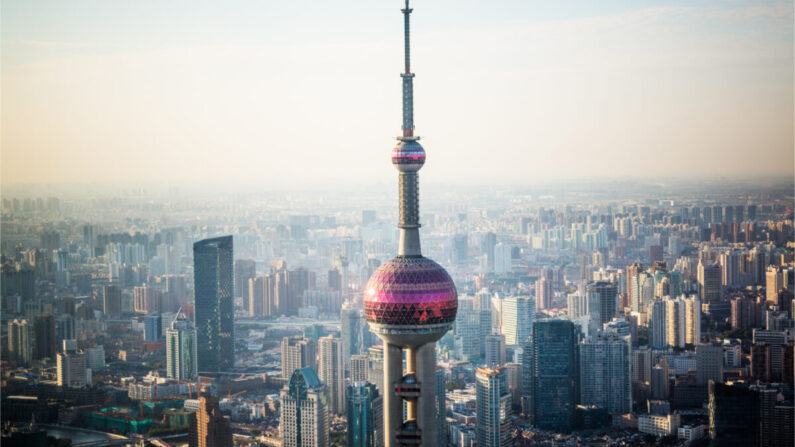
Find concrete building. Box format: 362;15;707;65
7;319;32;366
166;308;198;380
638;413;680;436
351;354;369;383
318;335;346;415
579;333;631;415
189;395;233;447
281;336;317;380
696;345;724;385
57;351;88;388
502;296;534;346
697;261;722;304
484;334;506;366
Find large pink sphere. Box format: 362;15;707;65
364;256;457;327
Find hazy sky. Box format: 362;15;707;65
2;0;793;187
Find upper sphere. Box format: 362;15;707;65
391;140;425;172
364;256;457;327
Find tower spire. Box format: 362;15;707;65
401;0;415;138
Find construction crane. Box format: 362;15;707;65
227;390;247;400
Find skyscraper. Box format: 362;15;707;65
579;333;631;416
7;319;32;366
33;314;56;360
56;351;87;388
708;382;759;447
586;281;617;335
341;307;368;369
502;296;534;346
362;3;458;446
189;395;233;447
234;258;256;311
166;308;198;380
280;368;329;447
281;336;317;380
475;367;511;447
494;243;512;274
318;335;346;415
435;368;448;447
351;354;369;383
696;344;724;385
102;285;122;317
485;334;506;366
535;277;552;310
193;235;234;373
766;266;783;303
529;320;579;431
347;382;383;447
697;260;722;304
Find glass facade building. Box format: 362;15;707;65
347;382;383;447
193;235;234;372
530;320;580;432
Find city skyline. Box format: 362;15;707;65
2;0;793;186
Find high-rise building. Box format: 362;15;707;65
697;261;722;304
626;263;644;310
166;308;198;380
649;245;663;264
719;251;741;288
529;320;579;431
454;309;482;362
281;336;317;380
494;243;512;274
766;266;783;304
134;285;162;314
475;367;511;447
579;333;631;416
318;335;346;415
280;368;329;447
33;314;56;360
586;281;617;335
144;313;162;342
435;368;448;447
57;351;87;388
103;285;122;317
485;334;506;366
7;319;32;366
234;259;256;311
86;345;105;371
341;308;368;369
189;395;233;447
502;296;534;346
55;314;75;348
696;345;724;385
362;4;458;446
535;277;552;310
650;299;667;349
193;236;234;373
347;382;383;447
633;347;652;385
351;354;369;383
708;382;758;447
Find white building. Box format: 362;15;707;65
165;309;198;380
501;296;535;346
678;424;705;441
638;413;681;436
579;333;632;415
494;243;512;275
57;352;88;388
318;335;346;415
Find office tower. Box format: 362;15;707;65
567;293;587;320
281;336;317;379
193;235;234;373
504;363;523;408
134;285;162;314
286;267;315;316
649;245;663;264
633;347;652;385
626;263;643;309
586;281;617;335
103;285;122;317
697;261;722;304
166;309;198;380
454;309;481;362
362;4;458;446
341;307;367;369
453;234;468;264
502;296;534;346
494;243;512;274
351;354;369;383
475;367;511;447
529;320;579;431
481;232;497;263
55;314;75;349
435;368;448;446
33;314;56;360
56;351;87;388
348;381;383;447
708;382;759;447
144;313;162;342
318;335;346;415
86;345;105;371
189;395;233;447
650;299;666;349
7;319;32;365
651;359;669;401
665;298;685;348
579;333;631;416
485;334;506;366
696;344;724;385
368;346;385;394
766;266;783;303
248;276;264;317
280;368;329;447
535;277;552;310
234;259;256;311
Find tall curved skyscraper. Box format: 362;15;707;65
363;2;458;446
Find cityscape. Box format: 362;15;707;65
2;1;794;447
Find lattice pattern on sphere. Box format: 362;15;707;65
392;140;426;167
364;256;457;326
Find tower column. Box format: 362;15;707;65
416;342;437;447
384;343;403;447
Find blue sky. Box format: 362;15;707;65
2;0;793;186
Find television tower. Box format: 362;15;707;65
363;2;458;446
